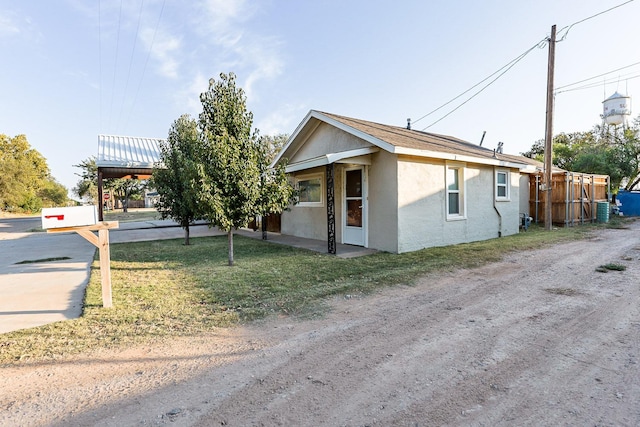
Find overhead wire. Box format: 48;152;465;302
556;73;640;94
116;0;145;133
557;0;636;42
554;60;640;92
411;38;547;127
107;0;124;133
123;0;166;133
418;38;547;131
98;0;102;132
412;0;637;132
108;0;125;133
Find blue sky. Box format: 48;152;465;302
1;0;639;196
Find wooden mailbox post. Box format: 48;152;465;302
42;206;119;308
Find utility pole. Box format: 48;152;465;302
544;24;556;231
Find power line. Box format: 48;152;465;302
98;0;102;132
411;38;547;127
107;0;124;132
418;38;547;131
556;73;640;94
555;60;640;91
557;0;636;42
123;0;166;133
116;0;145;133
412;0;637;132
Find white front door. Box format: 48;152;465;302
342;166;367;246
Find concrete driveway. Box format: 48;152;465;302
0;220;94;333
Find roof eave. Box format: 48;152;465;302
285;147;380;173
313;111;395;153
394;147;527;169
271;110;395;168
96;161;157;169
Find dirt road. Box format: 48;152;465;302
2;222;639;426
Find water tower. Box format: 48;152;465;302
601;91;631;126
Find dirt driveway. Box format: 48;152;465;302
2;221;639;426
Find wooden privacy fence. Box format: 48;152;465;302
529;172;609;226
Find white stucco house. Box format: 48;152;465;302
272;110;536;254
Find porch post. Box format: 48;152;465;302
98;168;104;221
326;163;336;254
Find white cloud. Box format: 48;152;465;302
199;0;253;41
140;0;286;117
173;72;210;117
140;27;181;78
0;12;20;37
256;103;307;136
241;36;284;100
195;0;285;95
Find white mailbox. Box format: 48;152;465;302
42;206;99;229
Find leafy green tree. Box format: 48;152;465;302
0;134;66;212
522;132;595;169
522;117;640;192
566;125;639;191
256;136;295;239
151;114;203;245
614;122;640;190
198;72;293;266
73;157;99;203
39;179;69;207
260;133;289;164
74;157;146;209
110;178;147;212
520;138;544;161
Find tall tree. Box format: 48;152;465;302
198;73;292;266
110;178;147;212
39;179;69;207
198;73;260;266
73;157;99;204
256;135;295;239
0;134;65;212
151;114;203;245
522;117;640;192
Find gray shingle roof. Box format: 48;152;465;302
318;111;521;164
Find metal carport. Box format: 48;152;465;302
96;134;164;220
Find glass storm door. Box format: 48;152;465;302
343;167;365;246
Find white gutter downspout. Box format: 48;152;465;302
493;166;503;237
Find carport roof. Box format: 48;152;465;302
96;134;163;169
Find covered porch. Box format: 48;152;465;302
284;146;379;255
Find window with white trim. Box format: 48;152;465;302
446;163;465;219
296;173;324;207
496;170;510;201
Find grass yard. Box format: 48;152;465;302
104;208;160;223
0;219;626;364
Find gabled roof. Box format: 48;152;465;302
96;134;163;168
274;110;534;171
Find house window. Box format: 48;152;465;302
496;170;510;201
296;173;324;206
446;163;465;219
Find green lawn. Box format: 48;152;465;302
0;219;626;364
104;208;160;223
